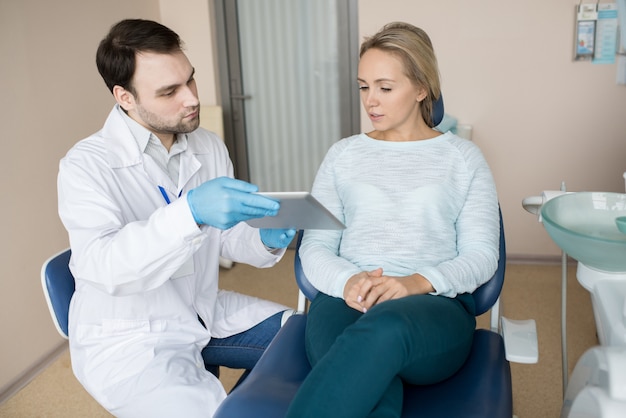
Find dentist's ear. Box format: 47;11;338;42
113;85;136;112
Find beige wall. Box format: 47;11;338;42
1;0;625;400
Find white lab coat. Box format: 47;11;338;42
58;105;287;417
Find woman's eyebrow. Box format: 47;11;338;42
357;77;395;83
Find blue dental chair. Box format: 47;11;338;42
214;208;538;417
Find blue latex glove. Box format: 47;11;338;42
187;177;279;229
260;228;297;249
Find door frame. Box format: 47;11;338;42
213;0;360;181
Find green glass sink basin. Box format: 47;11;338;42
541;192;626;272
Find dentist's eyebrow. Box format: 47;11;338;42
156;67;196;95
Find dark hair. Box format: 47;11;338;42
360;22;441;127
96;19;183;94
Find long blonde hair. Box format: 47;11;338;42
360;22;441;127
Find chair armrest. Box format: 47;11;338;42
501;317;538;364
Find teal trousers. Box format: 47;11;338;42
285;292;476;418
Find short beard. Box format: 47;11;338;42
135;105;200;135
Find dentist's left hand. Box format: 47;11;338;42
260;228;297;249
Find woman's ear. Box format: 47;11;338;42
113;85;135;112
416;86;428;102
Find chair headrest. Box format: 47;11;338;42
432;94;444;127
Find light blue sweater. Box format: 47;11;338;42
300;132;500;299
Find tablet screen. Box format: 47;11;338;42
245;192;346;230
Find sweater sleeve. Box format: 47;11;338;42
416;141;500;297
299;141;361;298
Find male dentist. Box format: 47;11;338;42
57;18;295;417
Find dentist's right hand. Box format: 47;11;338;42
187;177;279;229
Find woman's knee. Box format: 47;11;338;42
359;297;475;365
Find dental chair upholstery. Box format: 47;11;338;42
41;249;73;338
214;208;535;418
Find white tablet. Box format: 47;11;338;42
245;192;346;230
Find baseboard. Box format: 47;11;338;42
0;341;68;405
507;253;578;265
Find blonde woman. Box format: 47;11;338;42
286;22;500;418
